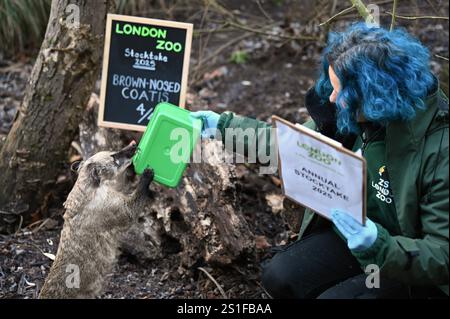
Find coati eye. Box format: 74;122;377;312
86;163;101;186
111;154;121;166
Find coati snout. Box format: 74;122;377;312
71;141;138;188
111;141;137;166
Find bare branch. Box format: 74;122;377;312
385;11;449;20
349;0;376;23
390;0;398;31
198;267;228;299
256;0;273;21
435;54;449;61
320;4;356;26
226;20;319;41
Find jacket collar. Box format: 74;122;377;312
386;75;447;151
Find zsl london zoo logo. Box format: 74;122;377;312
297;141;341;166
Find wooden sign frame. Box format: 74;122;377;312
272;115;367;225
98;14;193;131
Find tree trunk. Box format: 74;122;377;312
0;0;112;233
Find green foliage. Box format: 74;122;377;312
230;50;249;64
0;0;170;57
0;0;51;57
271;0;284;6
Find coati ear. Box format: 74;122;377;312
70;160;84;173
87;163;101;187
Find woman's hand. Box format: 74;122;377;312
331;209;378;252
190;110;220;138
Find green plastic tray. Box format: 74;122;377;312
132;102;202;188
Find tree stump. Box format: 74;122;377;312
122;139;255;267
78;101;255;268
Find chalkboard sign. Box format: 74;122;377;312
98;14;193;131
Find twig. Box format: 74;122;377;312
25;218;48;230
424;0;439;15
0;61;27;73
320;11;449;22
320;4;356;26
255;280;273;299
197;2;212;77
198;267;228;299
385;11;449;20
192;32;252;75
31;218;51;234
372;0;395;5
410;0;420;28
330;0;338;16
26;242;46;255
390;0;398;31
350;0;376;23
193;25;234;35
206;0;235;19
14;215;23;235
191;31;253;85
435;54;449;61
227;20;318;41
158;0;169;16
256;0;273;21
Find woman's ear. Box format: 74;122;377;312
70;160;84;173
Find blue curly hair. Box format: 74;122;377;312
316;22;436;134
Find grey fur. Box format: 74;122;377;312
39;144;153;299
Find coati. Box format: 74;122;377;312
39;142;154;299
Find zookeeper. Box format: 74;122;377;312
191;22;449;299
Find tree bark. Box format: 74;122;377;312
121;140;256;267
0;0;112;233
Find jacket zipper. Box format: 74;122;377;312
361;132;368;156
360;126;384;156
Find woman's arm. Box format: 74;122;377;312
194;86;340;161
217;111;318;164
216;111;273;161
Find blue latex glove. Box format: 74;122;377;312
331;209;378;252
190;110;220;139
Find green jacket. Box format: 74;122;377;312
216;84;449;294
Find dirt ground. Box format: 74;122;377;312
1;0;448;299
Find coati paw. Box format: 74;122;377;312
139;168;154;198
142;168;154;181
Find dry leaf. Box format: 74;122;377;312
43;252;55;261
270;176;282;187
265;193;284;214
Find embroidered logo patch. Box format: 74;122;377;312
372;165;394;204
